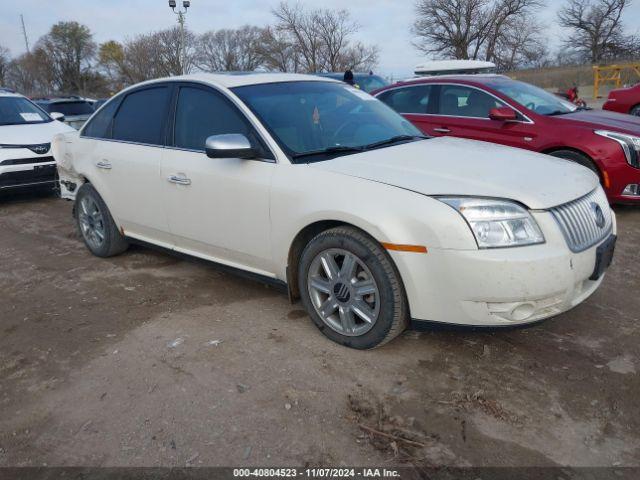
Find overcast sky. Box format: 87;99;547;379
1;0;639;79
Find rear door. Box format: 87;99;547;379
428;84;538;150
376;84;439;135
160;83;275;275
86;85;173;247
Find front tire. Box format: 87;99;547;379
298;226;408;349
631;105;640;117
75;184;129;258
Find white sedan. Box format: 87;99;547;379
54;73;616;349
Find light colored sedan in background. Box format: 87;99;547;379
1;88;74;192
54;73;616;349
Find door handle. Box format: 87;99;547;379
433;128;451;134
168;175;192;186
96;160;112;170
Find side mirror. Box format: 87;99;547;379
205;134;256;159
489;107;518;122
50;112;66;122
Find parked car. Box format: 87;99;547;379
603;83;640;117
315;72;389;93
373;75;640;204
34;97;95;130
54;73;616;349
0;89;74;193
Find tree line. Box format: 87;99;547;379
0;0;638;97
0;2;378;97
413;0;639;71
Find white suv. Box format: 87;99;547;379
54;74;616;349
0;89;74;192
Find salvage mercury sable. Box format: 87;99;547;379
54;73;616;349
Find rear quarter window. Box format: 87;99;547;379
82;99;120;139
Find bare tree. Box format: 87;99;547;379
0;45;10;86
36;21;96;94
558;0;633;63
114;27;197;84
197;26;264;72
272;2;379;73
492;17;548;70
5;50;57;96
257;27;301;72
412;0;543;64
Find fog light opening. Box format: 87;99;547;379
510;303;536;322
622;184;640;197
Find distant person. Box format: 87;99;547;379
343;70;355;86
343;69;361;89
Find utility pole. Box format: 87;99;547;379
168;1;190;75
20;14;30;53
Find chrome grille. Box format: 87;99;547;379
550;188;612;253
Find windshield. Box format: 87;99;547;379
233;81;423;162
355;75;389;93
487;79;578;116
0;97;51;126
41;101;94;116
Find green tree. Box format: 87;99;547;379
36;21;96;93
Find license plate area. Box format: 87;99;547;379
590;235;616;281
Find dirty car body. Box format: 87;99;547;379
54;73;616;349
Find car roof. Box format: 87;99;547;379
34;97;93;104
130;72;341;91
0;89;22;98
381;74;510;90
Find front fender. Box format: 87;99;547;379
270;164;477;280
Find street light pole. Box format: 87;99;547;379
169;1;190;75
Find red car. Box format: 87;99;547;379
603;83;640;117
373;75;640;204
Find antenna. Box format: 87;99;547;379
20;14;30;53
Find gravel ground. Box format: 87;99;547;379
0;192;638;469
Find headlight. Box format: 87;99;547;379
438;198;545;249
595;130;640;168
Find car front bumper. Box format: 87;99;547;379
0;149;57;190
389;210;617;328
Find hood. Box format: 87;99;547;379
557;109;640;135
309;137;598;210
0;120;74;145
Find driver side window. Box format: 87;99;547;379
438;85;506;119
174;86;269;157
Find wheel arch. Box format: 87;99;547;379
542;146;602;179
286;219;393;302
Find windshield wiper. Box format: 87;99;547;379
291;145;364;161
546;110;571;116
361;135;428;150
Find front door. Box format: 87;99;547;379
428;84;538;150
160;84;275;276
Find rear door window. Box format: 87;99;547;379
112;87;171;145
378;85;432;114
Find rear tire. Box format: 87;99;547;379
631;105;640;116
75;184;129;258
549;150;600;176
298;226;409;350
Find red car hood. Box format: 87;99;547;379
557;109;640;135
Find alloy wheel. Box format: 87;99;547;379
78;196;106;250
307;248;380;337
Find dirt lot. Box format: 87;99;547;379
0;192;638;469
